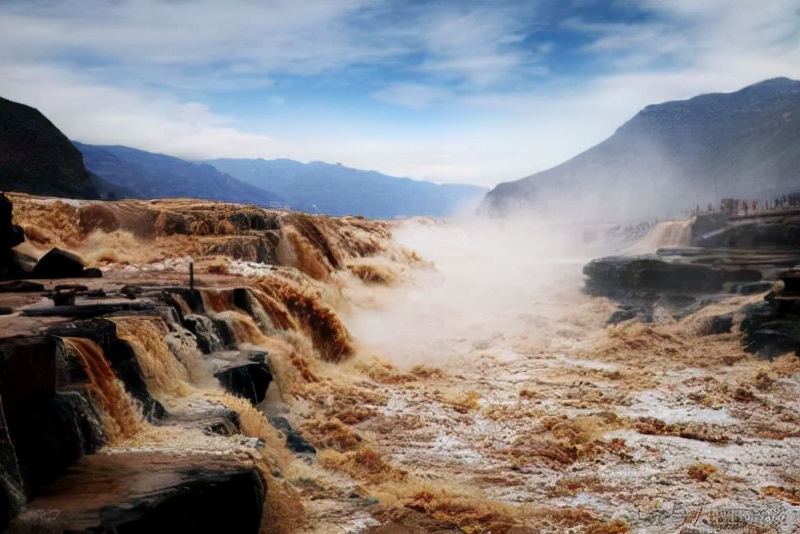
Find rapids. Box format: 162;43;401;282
4;194;799;533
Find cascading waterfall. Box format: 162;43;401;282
624;218;694;253
215;310;272;346
242;288;277;332
112;316;196;399
63;337;146;444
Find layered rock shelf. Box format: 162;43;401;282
0;194;395;532
584;211;800;357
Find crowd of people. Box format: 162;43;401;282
695;192;800;217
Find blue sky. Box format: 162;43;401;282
0;0;797;187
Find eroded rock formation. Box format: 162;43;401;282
0;195;400;532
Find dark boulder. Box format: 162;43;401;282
702;314;734;335
740;300;800;359
0;192;27;278
739;269;800;358
214;361;273;406
7;453;266;534
0;224;24;249
0;335;57;415
268;415;317;455
32;248;86;279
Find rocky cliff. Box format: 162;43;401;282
0;97;100;199
480;78;800;220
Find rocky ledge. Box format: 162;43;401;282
0;283;284;532
7;453;265;533
584;212;800;359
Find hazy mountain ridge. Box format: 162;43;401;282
479;77;800;220
206;158;487;218
0;97;100;199
74;143;286;207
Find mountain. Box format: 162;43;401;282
206;158;487;219
0;97;100;199
479;77;800;220
75;143;285;207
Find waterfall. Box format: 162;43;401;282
112;317;196;399
624;219;693;254
63;337;146;444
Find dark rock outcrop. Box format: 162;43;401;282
702;314;734;335
0;396;24;533
692;212;800;249
7;391;106;498
0;283;284;528
214;361;273;406
7;453;266;534
0;192;26;278
268;415;317;455
583;255;761;298
740;269;800;358
583;255;765;323
0;97;100;199
32;247;102;279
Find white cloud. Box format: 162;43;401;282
373;83;450;108
0;0;797;188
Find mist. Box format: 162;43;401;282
343;214;623;368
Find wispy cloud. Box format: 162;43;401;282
373;84;451;108
0;0;797;187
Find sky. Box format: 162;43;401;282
0;0;798;188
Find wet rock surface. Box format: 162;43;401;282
583;255;758;298
740;270;800;358
0;282;282;529
7;453;266;534
268;416;317;455
214;360;273;406
585;213;800;346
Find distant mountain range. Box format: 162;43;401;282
205;158;487;218
74;143;286;207
479;77;800;220
77;144;486;218
0;95;484;219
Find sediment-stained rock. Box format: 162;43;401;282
268;415;317;455
740;270;800;358
214;360;273;406
0;395;24;533
583;255;761;298
7;453;266;534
